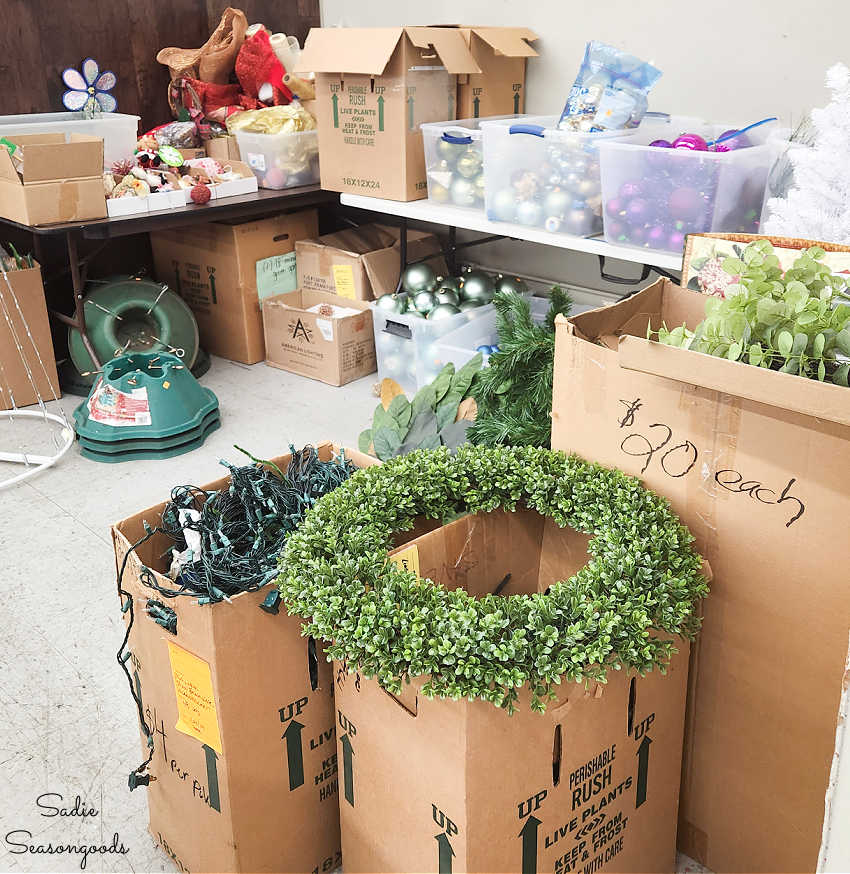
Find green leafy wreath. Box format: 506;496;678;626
278;445;708;712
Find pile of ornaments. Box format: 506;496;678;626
375;263;524;320
604;127;762;252
426;136;485;210
488;137;605;236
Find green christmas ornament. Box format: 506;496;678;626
436;139;460;164
436;276;461;294
427;303;461;320
460;269;495;303
413;290;438;314
450;176;477;208
455;149;483;179
406;309;426;319
430;181;450;203
459;299;483;312
376;293;409;314
495;275;529;296
435;288;460;306
402;263;437;295
473;172;486;203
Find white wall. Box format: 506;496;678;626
322;0;848;295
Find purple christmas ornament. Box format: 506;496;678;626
646;225;667;248
626;198;650;222
669;187;703;222
672;133;708;151
668;230;686;251
606;197;625;218
712;129;752;152
619;181;643;199
649;139;672;148
628;226;647;246
606;218;627;240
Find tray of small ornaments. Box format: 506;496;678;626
104;138;257;217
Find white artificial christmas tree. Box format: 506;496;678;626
763;63;850;243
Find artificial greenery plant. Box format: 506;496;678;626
278;445;708;713
468;287;573;448
657;239;850;385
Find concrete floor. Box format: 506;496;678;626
0;357;707;874
0;357;376;873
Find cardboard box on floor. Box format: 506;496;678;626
439;26;539;117
295;223;447;301
335;508;690;874
263;289;376;386
0;133;106;225
112;441;377;874
0;261;59;410
150;210;318;364
298;27;480;201
551;279;850;873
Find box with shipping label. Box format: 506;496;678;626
150;210;318;364
0;260;59;410
112;441;377;874
0;133;106;225
552;279;850;873
443;26;539;118
263;289;376;386
334;508;690;874
298;27;480;201
295;223;447;301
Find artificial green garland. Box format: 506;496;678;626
278;445;708;712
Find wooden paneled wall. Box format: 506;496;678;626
1;0;320;132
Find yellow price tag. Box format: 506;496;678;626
389;544;420;577
167;641;223;753
332;264;356;299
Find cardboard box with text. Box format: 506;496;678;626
296;223;447;301
263;289;376;386
0;133;106;225
298;27;480;201
112;442;377;874
150;210;318;364
551;280;850;873
441;26;539;118
335;508;690;874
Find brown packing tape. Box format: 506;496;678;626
58;181;79;222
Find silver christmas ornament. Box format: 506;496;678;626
459;299;483;312
495;275;529;295
435;288;460;306
545;216;562;232
516;199;543;227
436;138;460;164
436;276;461;294
460;270;495;303
450;176;477;207
473;172;486;203
413;290;438;313
376;293;408;314
455;149;483;178
544;189;571;217
490;188;517;222
402;263;437;294
427;303;461;320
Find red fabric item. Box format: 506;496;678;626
235;30;293;104
176;77;261;124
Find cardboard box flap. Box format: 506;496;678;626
468;26;539;58
298;27;406;75
0;148;21;185
404;27;481;74
311;225;398;256
5;133;104;183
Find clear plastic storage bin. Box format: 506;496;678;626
420;115;521;212
599;121;781;253
372;303;494;394
234;129;320;189
481;115;635;236
0;112;139;168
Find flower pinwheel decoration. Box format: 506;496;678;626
62;59;117;117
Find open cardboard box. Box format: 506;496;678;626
0;132;106;224
111;441;376;874
298;27;480;201
335;506;692;874
295;223;448;301
552;278;850;872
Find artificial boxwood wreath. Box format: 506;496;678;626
278;445;708;712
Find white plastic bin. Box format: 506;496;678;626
599;120;782;253
372;302;494;393
420;115;521;211
0;112;139;168
481;115;635;237
234;129;319;189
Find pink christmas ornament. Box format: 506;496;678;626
646;225;666;247
668;230;686;251
606;197;625;218
672;133;708;151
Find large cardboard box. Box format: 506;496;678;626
298;27;480;201
112;441;376;874
150;210;319;364
0;261;59;410
335;508;691;873
263;289;376;386
296;223;447;301
551;279;850;873
0;133;106;225
442;26;539;118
